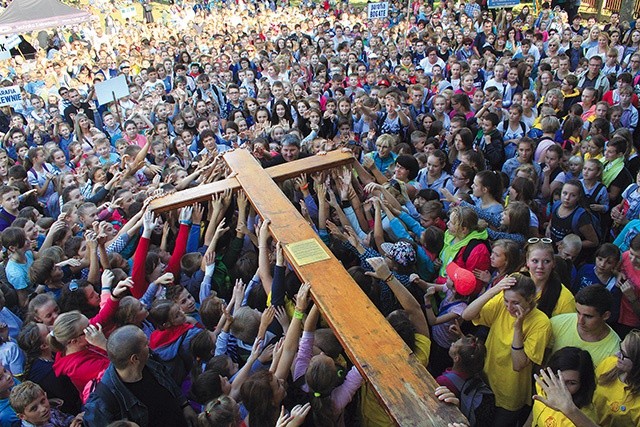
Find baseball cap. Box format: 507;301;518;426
446;262;476;296
381;241;416;267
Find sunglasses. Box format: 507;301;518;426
527;237;553;244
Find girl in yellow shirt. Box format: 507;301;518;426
523;241;576;318
527;346;597;427
593;330;640;427
462;273;552;427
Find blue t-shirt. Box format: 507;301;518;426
0;379;19;427
6;251;34;291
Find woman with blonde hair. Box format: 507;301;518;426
586;33;611;61
73;113;97;154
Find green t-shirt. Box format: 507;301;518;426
550;313;620;367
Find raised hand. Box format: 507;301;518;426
101;269;114;290
191;203;204;224
84;323;106;348
179;206;193;224
295;282;311;312
365;257;393;281
112;278;134;299
142;211;158;236
155;272;174;286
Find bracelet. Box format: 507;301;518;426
179;220;191;226
300;183;309;190
293;310;304;320
511;345;524;351
383;274;394;283
101;287;111;291
424;304;432;309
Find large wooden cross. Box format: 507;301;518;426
150;149;465;426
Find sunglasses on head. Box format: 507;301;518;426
527;237;552;244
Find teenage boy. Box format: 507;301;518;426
475;112;504;170
2;227;34;307
101;111;122;145
618;86;639;133
560;74;581;115
550;285;620;366
0;186;20;232
9;381;81;426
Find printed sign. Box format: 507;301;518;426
0;38;11;60
5;35;20;50
367;2;389;20
0;86;22;107
488;0;519;8
120;6;137;19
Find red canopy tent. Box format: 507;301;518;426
0;0;91;36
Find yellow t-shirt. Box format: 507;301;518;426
360;333;431;427
536;284;576;318
593;356;640;427
474;292;552;411
531;383;598;427
266;292;296;318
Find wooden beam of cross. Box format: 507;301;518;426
150;149;466;426
149;151;355;213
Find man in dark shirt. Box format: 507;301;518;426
83;325;197;427
62;89;94;126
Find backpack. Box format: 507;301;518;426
552;201;602;244
501;119;526;138
444;372;495;427
571;206;602;244
159;331;192;387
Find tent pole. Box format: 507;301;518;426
16;45;25;60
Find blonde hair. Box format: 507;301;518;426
376;133;397;149
449;206;483;233
47;310;85;352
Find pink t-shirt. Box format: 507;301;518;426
619;251;640;327
125;133;147;148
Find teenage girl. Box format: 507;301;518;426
526;346;597;427
462;274;551;427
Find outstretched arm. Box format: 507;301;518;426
366;257;429;338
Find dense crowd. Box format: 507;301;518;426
0;0;637;426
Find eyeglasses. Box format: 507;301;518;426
527;237;553;244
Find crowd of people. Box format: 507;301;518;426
0;0;637;426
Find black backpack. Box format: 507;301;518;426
444;372;495;427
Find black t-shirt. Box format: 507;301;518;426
124;366;187;427
550;205;591;242
63;102;95;126
609;166;633;206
